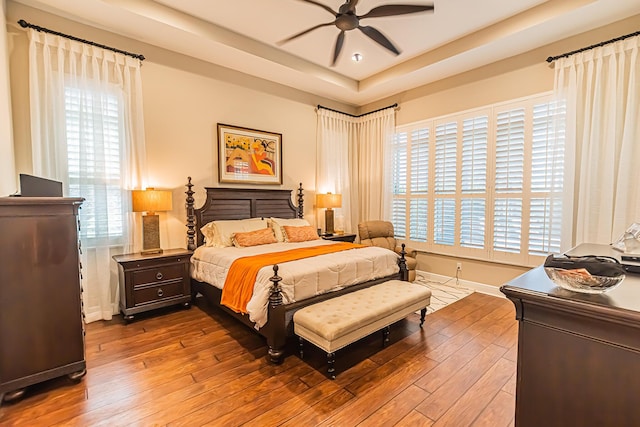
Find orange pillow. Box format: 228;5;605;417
232;227;277;247
282;225;320;243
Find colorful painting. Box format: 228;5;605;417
217;124;282;185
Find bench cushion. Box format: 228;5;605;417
293;280;431;353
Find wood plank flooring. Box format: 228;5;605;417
0;291;518;426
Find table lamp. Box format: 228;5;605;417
132;188;173;255
316;192;342;235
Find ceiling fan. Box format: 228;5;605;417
279;0;435;66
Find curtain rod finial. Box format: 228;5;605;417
18;19;28;28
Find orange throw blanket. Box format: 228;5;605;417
221;242;364;314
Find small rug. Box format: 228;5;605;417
414;274;474;314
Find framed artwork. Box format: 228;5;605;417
217;123;283;185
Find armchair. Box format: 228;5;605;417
357;220;418;282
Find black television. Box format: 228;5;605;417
19;174;63;197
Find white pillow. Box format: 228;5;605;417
201;218;267;247
270;217;311;242
200;221;217;246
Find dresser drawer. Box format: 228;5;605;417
133;279;185;306
132;264;184;286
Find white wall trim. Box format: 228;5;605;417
416;270;505;298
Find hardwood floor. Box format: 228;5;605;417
0;291;517;426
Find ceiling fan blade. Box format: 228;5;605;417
298;0;338;16
359;4;434;19
331;31;346;66
358;25;400;55
278;22;335;45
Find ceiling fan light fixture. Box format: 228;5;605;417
352;52;363;62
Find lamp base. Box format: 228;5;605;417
141;214;162;255
325;208;335;235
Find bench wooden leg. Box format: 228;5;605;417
327;352;336;380
298;336;304;359
382;326;390;347
420;308;427;327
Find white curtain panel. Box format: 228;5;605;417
554;34;640;247
27;29;147;321
316;107;395;232
0;1;16;196
316;109;357;232
357;109;395;222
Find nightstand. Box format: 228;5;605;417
322;233;357;243
113;248;192;322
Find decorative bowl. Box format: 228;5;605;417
544;267;625;294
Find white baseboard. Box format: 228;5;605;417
416;270;505;298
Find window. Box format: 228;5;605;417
65;86;126;246
390;93;565;266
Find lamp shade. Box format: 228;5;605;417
132;189;173;213
316;193;342;209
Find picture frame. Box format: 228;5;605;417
217;123;283;185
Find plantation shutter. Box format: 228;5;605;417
460;116;488;249
529;101;565;255
65;86;125;244
391;132;408;238
409;128;429;242
434;122;457;245
494;108;525;253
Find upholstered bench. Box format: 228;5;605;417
293;279;432;379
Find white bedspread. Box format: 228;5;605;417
190;240;399;328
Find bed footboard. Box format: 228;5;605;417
264;247;408;364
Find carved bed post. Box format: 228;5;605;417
297;183;304;219
267;264;285;364
269;265;283;308
398;243;409;281
185;177;196;251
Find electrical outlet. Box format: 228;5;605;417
456;262;462;271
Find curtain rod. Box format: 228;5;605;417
317;103;398;118
18;19;145;61
546;30;639;63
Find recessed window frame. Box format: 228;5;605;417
390;92;565;267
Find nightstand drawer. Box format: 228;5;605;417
132;264;184;286
126;255;189;270
133;280;185;306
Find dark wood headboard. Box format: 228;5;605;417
185;177;304;250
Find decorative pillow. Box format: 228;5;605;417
202;218;267;247
270;217;311;242
232;227;277;247
282;225;320;243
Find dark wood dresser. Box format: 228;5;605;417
501;243;640;427
0;197;86;404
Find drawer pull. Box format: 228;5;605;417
156;272;163;280
157;288;164;297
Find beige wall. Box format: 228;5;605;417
6;2;640;287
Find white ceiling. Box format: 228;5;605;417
13;0;640;106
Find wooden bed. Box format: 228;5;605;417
185;177;407;363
